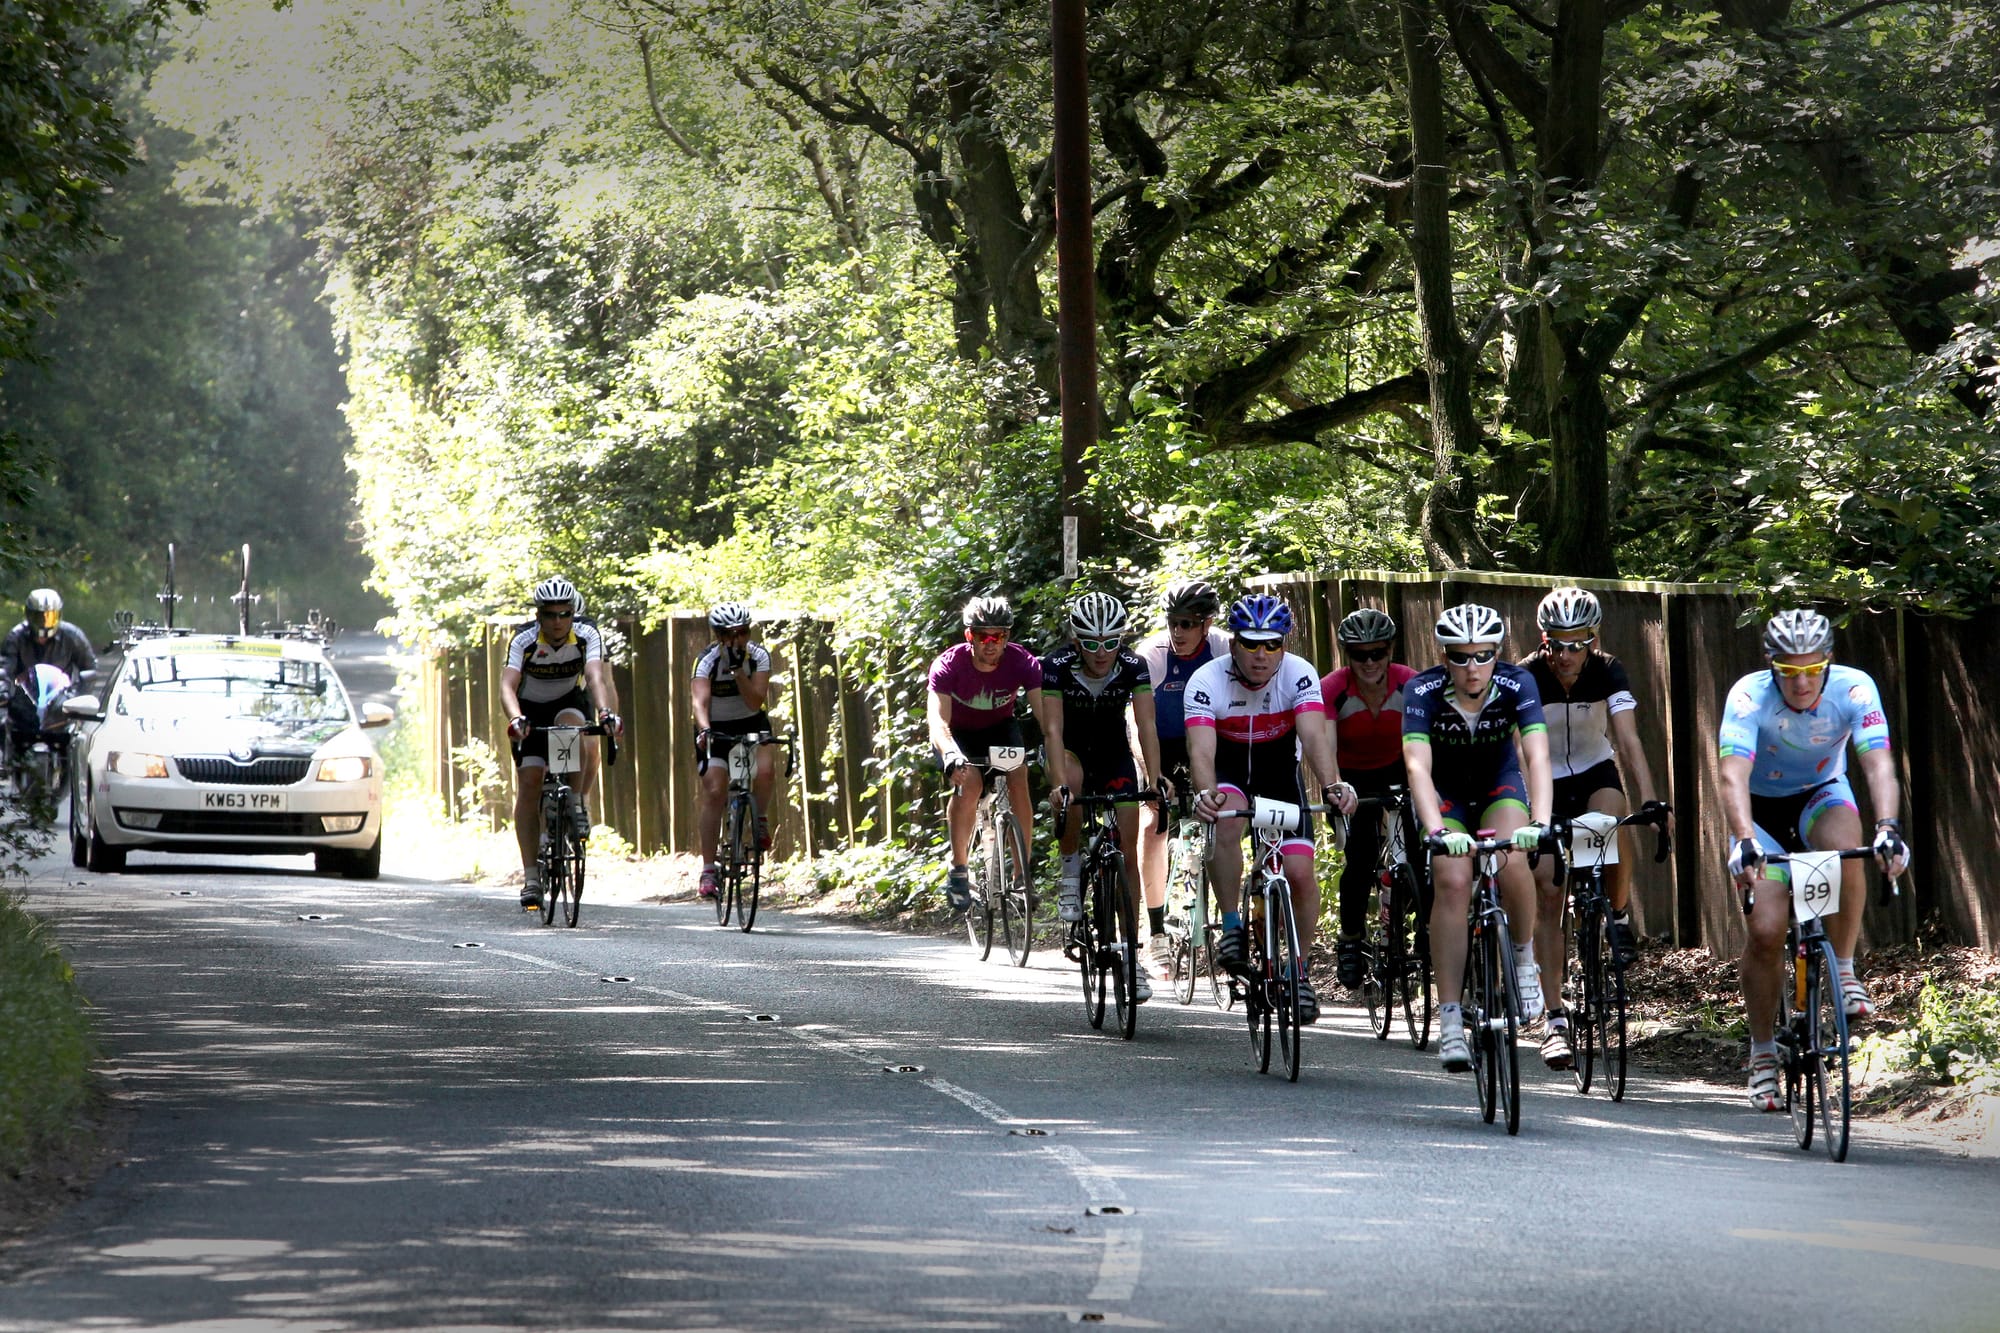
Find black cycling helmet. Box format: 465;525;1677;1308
1336;608;1397;645
1161;579;1221;619
961;596;1015;630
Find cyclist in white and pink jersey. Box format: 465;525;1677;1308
1184;593;1356;1025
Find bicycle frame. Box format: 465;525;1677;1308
1058;789;1167;1040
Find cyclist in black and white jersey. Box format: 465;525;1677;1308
1519;587;1667;1069
693;602;777;900
500;576;622;911
1135;579;1227;978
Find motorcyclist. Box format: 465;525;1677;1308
2;589;98;753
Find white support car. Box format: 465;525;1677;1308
64;634;391;877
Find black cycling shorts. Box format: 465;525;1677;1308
514;688;594;767
939;719;1024;772
1552;758;1623;822
696;712;774;772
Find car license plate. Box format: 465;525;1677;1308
201;791;289;811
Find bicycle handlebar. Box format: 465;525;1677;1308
521;720;619;768
1054;786;1170;837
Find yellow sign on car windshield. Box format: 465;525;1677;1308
167;639;285;657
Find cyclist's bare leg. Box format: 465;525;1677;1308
1533;786;1626;1009
513;763;547;870
1603;787;1636;914
556;706;596;819
696;757;730;865
1005;766;1033;861
1740;873;1790;1043
1207;793;1251;915
751;744;777;818
1283;849;1319;960
1115;801;1144;916
1054;752;1086;859
1808;803;1867;958
1487;804;1538;953
945;766;982;865
1138;805;1169;914
1429;848;1474;1006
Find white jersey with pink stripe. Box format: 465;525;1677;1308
1181;652;1325;755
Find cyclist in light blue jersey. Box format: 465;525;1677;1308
1720;609;1909;1113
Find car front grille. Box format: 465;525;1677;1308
147;811;329;837
175;756;313;786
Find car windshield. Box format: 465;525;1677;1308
117;651;352;724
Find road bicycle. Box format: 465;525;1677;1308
1220;797;1335;1083
1351;786;1433;1050
1427;829;1532;1135
1057;788;1167;1040
1551;807;1668;1101
1761;847;1879;1163
529;722;617;928
705;730;794;932
1161;798;1222;1007
962;744;1036;966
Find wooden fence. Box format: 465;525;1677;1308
408;582;2000;956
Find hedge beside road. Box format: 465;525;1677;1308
0;893;97;1175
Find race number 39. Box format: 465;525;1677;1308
1790;851;1843;922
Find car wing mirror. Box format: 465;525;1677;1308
60;695;102;721
360;702;395;729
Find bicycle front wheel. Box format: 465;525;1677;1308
737;794;762;932
1399;868;1434;1051
1363;888;1391;1041
1112;854;1139;1041
966;814;996;960
1079;867;1108;1030
996;809;1032;966
1812;939;1852;1162
1466;923;1496;1123
1246;888;1274;1074
1569;903;1600;1095
1784;948;1816;1151
1270;885;1301;1083
1492;917;1522;1135
555;828;584;928
718;797;745;927
1598;909;1628;1102
1172;930;1195;1005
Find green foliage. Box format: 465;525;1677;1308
0;892;98;1172
1869;976;2000;1089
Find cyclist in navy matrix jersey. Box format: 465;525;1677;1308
1402;603;1553;1071
1135;579;1227;976
1519;587;1667;1071
1043;591;1166;1001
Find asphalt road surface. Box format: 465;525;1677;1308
3;640;1997;1330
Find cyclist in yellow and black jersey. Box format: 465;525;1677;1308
501;577;622;911
692;602;778;900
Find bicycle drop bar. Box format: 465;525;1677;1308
1056;787;1170;836
526;720;620;767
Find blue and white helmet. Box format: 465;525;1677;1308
1227;594;1293;638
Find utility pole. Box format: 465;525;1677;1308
1051;0;1098;579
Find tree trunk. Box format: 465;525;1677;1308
1399;0;1495;570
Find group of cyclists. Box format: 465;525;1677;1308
495;570;1912;1115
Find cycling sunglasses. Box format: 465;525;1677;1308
967;628;1009;644
1234;635;1284;654
1345;645;1391;662
1077;636;1122;653
536;606;574;620
1771;658;1830;678
1444;647;1499;667
1167;617;1208;631
1547;635;1595;654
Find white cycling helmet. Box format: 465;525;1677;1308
533;576;577;608
1536;587;1602;634
1337;608;1397;645
1434;603;1505;646
708;602;752;630
1067;592;1129;639
1763;608;1833;657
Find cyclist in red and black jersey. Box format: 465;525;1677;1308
1042;592;1165;1001
1402;603;1551;1070
1184;594;1357;1025
1519;587;1668;1069
1320;608;1421;990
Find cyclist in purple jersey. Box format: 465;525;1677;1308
927;596;1047;911
1402;603;1553;1071
1721;609;1908;1113
1135;579;1227;975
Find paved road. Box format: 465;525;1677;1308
3;850;1997;1331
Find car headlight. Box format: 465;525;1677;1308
316;756;374;783
108;751;169;779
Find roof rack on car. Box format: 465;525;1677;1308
256;609;338;646
109;609;196;651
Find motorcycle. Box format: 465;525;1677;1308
6;663;76;803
